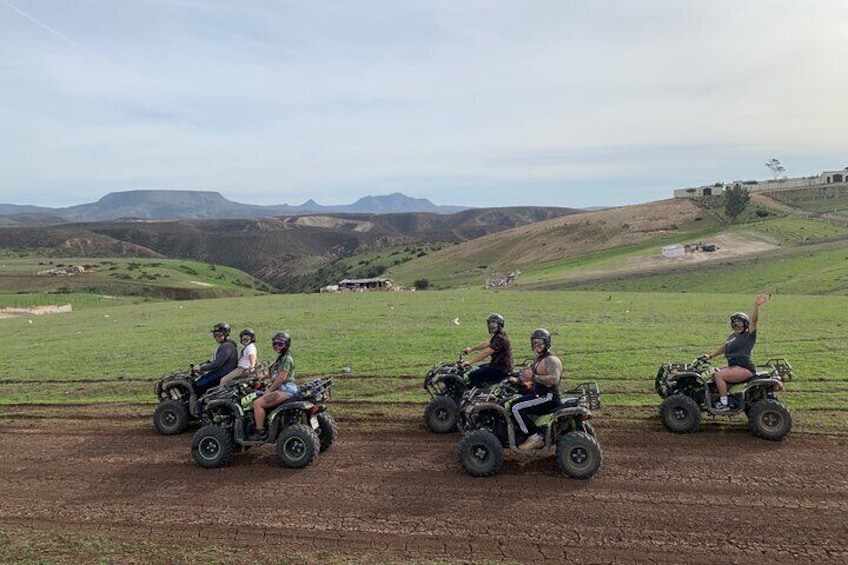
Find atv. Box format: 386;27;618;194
457;380;602;479
422;352;470;434
655;357;794;440
152;365;204;436
190;377;336;469
152;362;268;436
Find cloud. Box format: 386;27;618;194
1;0;847;208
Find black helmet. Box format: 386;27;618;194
530;328;551;351
486;313;505;333
730;312;750;329
238;328;256;342
211;322;231;336
272;331;291;352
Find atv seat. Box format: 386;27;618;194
560;397;580;408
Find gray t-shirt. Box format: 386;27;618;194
724;330;757;364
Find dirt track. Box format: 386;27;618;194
1;407;847;564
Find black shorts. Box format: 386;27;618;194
728;358;756;375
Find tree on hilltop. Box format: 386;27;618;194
765;158;786;180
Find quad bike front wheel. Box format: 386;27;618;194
659;394;701;434
316;412;338;452
191;425;234;469
748;399;793;441
276;424;321;468
556;432;603;479
457;429;504;477
153;399;189;435
424;396;460;434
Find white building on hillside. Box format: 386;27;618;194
674;167;848;199
821;168;848;184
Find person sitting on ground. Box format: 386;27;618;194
512;328;563;450
191;322;239;397
463;313;513;388
702;295;768;412
248;331;297;441
220;328;259;386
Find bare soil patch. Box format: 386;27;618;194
1;405;846;564
0;304;73;320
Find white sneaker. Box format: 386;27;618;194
518;433;543;450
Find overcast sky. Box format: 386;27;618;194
1;0;846;209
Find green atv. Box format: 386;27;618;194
655;357;794;440
457;380;602;479
153;362;268;436
422;352;470;434
191;377;336;469
152;366;203;436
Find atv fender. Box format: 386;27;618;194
730;377;784;394
268;401;318;437
203;398;244;418
155;377;193;401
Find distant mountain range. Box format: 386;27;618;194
0;190;468;223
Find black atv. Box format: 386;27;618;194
655;357;794;441
457;380;602;479
190;377;336;469
422;353;470;434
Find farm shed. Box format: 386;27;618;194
337;278;394;291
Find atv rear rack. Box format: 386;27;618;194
564;382;601;411
761;358;794;381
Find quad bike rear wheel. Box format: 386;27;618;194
191;424;233;469
276;424;320;468
748;399;793;441
424;396;459;434
457;429;504;477
316;413;338;452
555;432;602;479
659;394;701;434
153;399;189;435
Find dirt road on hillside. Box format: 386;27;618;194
1;408;846;564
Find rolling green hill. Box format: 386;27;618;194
1;186;847;299
0;207;577;293
386;193;848;295
0;256;271;308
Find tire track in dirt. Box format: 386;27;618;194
1;409;847;564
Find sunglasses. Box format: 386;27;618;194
532;339;546;347
272;341;287;348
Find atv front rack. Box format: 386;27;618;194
422;360;466;398
564;382;601;411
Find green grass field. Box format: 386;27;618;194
1;289;845;432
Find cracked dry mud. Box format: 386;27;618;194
1;407;846;564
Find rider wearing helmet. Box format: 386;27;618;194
192;322;239;395
249;331;298;441
512;328;563;450
701;295;769;412
463;313;514;388
220;328;260;386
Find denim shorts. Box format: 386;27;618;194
276;382;298;395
